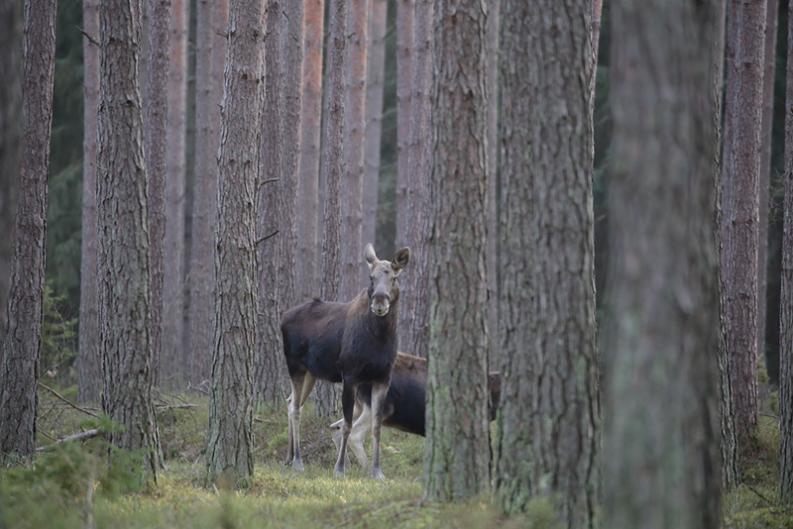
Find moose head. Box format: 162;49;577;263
364;243;410;317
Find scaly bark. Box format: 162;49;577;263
395;0;413;246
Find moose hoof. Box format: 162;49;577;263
371;468;385;481
292;459;305;472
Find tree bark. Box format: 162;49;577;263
0;0;57;462
720;0;767;442
395;0;413;247
340;0;369;299
296;0;324;301
0;0;21;339
780;0;793;504
423;0;490;502
758;0;778;369
143;0;171;387
493;2;598;526
315;0;348;417
590;0;603;104
486;0;499;368
205;0;264;488
162;0;189;389
97;0;161;477
603;1;724;528
77;0;101;405
363;0;387;248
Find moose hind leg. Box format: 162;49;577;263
370;382;389;480
333;382;356;478
285;393;295;465
288;375;306;471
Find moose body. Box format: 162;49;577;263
280;244;410;479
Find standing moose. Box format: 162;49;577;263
280;243;410;479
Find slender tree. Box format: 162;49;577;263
720;0;767;441
296;0;324;299
97;0;161;475
395;0;413;245
424;0;490;502
0;0;58;462
205;0;264;487
77;0;101;404
603;1;724;528
162;0;189;387
189;0;228;386
314;0;349;417
590;0;603;103
780;0;793;503
493;2;598;525
486;0;499;368
340;0;369;299
363;0;387;248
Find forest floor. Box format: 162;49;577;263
0;383;791;529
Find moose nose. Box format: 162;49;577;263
370;293;391;316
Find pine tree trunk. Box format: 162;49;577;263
97;0;161;476
363;0;387;248
315;0;348;417
720;0;767;442
77;0;101;405
395;0;413;247
485;0;499;368
604;1;724;528
296;0;324;300
590;0;603;104
424;0;490;502
780;0;793;503
205;0;263;487
339;0;369;299
0;0;21;342
162;0;188;389
189;0;228;387
0;0;57;462
493;2;598;525
143;0;171;387
758;0;778;370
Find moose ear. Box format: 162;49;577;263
364;243;378;267
392;247;411;272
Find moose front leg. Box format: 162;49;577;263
370;381;389;480
333;381;356;478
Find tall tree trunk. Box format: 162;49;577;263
758;0;778;369
77;0;101;405
603;1;724;528
0;0;21;334
296;0;324;300
143;0;171;387
590;0;603;104
162;0;188;389
205;0;264;488
780;0;793;503
97;0;161;477
493;2;597;526
363;0;387;248
720;0;767;442
486;0;499;368
315;0;349;417
0;0;57;462
395;0;413;247
189;0;228;386
339;0;368;299
424;0;490;502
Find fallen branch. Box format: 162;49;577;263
38;382;101;419
36;429;101;452
156;403;197;411
744;484;775;507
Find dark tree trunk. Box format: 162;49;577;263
396;0;433;360
603;1;724;528
205;0;264;487
493;2;598;526
780;0;793;504
395;0;413;247
0;0;57;462
486;0;499;368
363;0;387;248
423;0;490;502
296;0;324;300
162;0;189;388
143;0;171;387
720;0;767;442
77;0;101;404
188;0;228;387
97;0;161;476
340;0;369;299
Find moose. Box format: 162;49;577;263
329;352;502;467
280;243;410;479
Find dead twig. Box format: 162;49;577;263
744;483;775;507
255;230;279;246
36;429;102;452
38;382;101;419
258;177;279;188
77;26;99;46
